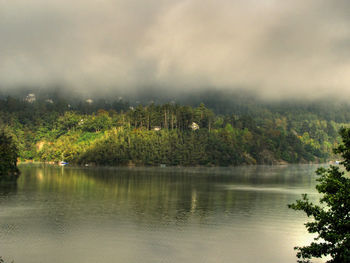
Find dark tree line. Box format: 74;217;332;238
0;130;19;178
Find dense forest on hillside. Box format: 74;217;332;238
0;91;348;166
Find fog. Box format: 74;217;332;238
1;0;350;99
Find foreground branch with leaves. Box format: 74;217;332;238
289;128;350;263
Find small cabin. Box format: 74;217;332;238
190;122;199;131
25;93;36;103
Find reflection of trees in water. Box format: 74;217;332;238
16;164;322;227
0;181;17;198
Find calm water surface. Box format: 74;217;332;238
0;164;327;263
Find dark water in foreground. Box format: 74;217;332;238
0;164;326;263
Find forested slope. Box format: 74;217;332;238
0;94;347;166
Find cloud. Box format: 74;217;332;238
1;0;350;99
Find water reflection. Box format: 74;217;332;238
0;164;326;263
15;165;318;224
0;180;18;199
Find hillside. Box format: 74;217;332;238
0;92;348;166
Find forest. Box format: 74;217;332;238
0;91;348;166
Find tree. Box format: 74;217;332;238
56;111;82;133
289;127;350;263
0;130;19;177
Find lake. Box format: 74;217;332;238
0;164;326;263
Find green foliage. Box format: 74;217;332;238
289;128;350;263
0;130;19;177
0;95;347;165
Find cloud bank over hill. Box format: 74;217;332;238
1;0;350;99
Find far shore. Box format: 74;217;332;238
17;160;337;169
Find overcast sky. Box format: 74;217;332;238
1;0;350;99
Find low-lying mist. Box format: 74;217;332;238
1;0;350;101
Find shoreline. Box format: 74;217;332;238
17;160;334;169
